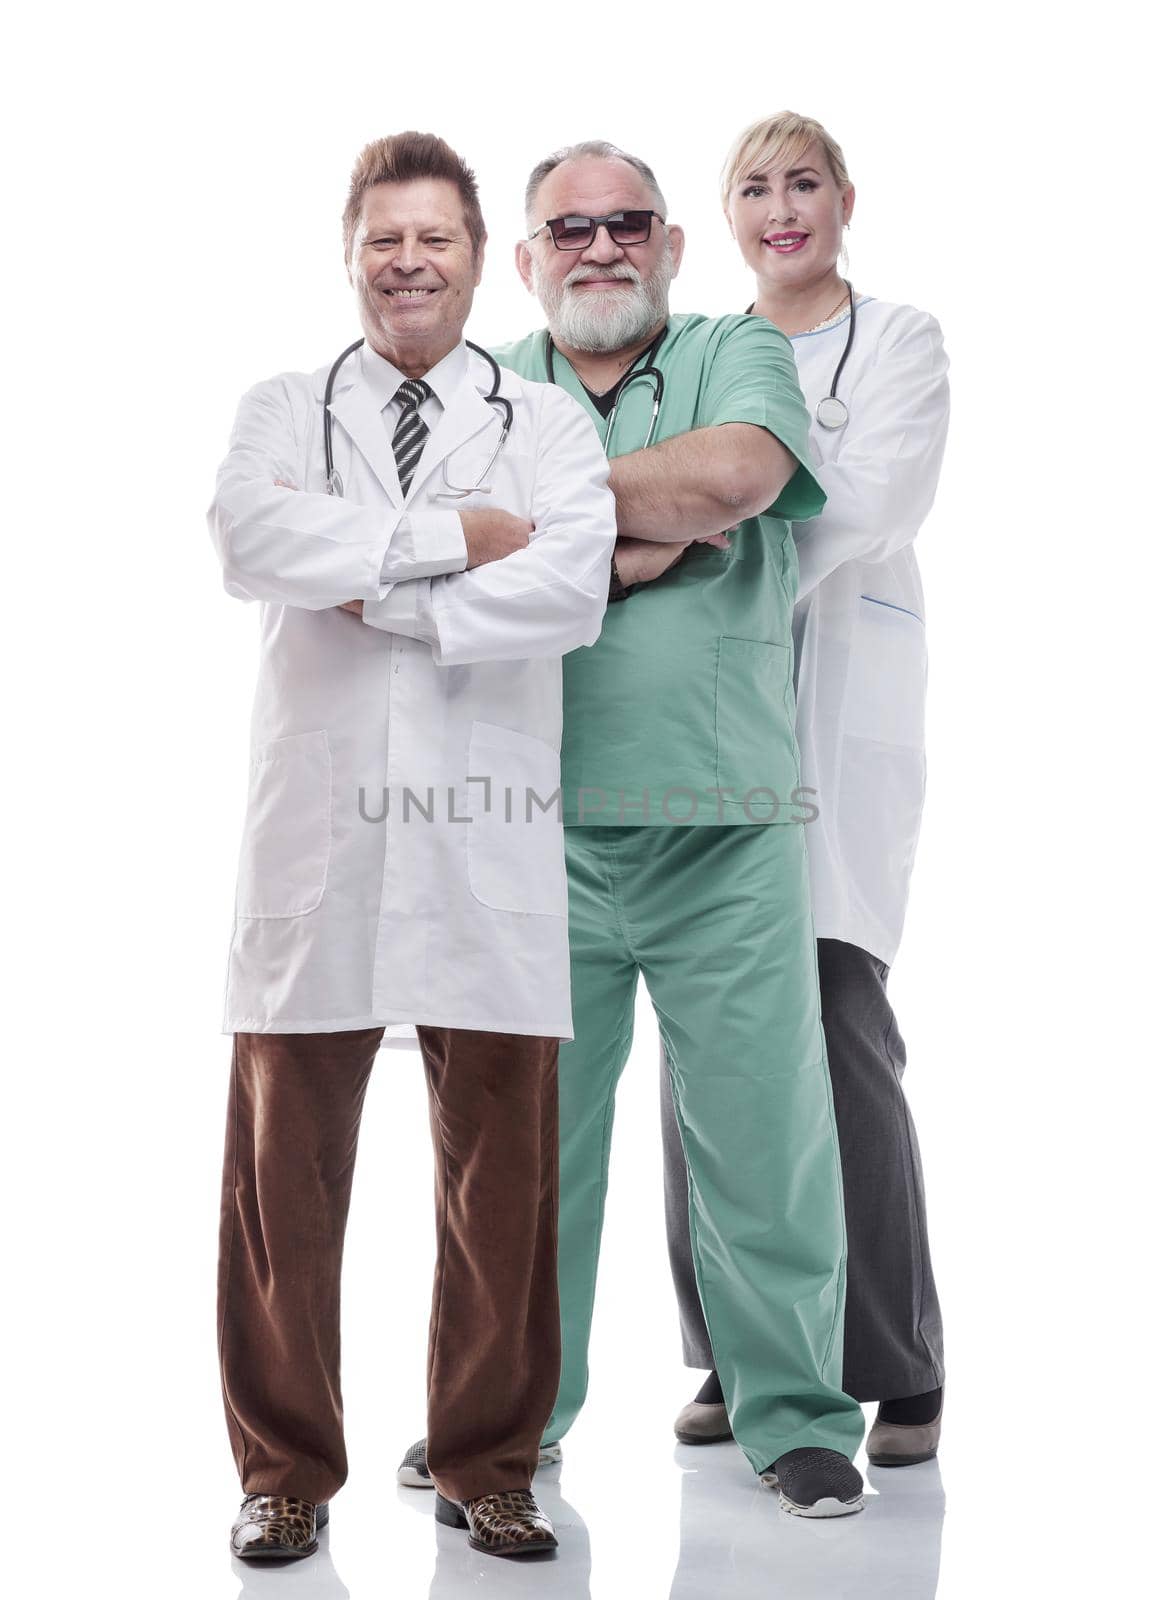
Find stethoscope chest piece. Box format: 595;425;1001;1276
815;395;849;430
813;279;856;433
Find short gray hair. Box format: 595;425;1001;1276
524;140;668;228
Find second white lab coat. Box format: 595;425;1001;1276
208;341;615;1047
789;298;950;964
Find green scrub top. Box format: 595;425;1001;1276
494;313;825;825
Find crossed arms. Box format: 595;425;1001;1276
608;421;798;589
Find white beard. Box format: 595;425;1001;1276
532;254;673;354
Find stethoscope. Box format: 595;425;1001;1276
322;338;514;498
543;324;668;453
747;279;857;431
813;280;856;430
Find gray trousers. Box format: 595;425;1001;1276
662;937;944;1403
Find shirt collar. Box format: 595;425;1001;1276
358;339;470;411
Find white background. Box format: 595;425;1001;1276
4;3;1164;1597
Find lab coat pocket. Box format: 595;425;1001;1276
466;720;567;917
842;600;927;748
235;730;332;918
715;636;801;803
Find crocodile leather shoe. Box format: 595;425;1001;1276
867;1395;944;1467
674;1398;732;1444
435;1489;557;1557
230;1493;329;1560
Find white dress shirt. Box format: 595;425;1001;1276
365;343;463;584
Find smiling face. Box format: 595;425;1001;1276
516;156;683;356
348;178;483;375
726;141;854;292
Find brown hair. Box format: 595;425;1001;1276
343;131;486;259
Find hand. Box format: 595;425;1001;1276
696;529;735;548
336;505;534;613
458;508;534;568
614;537;692;588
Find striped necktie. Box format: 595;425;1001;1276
391;378;432;496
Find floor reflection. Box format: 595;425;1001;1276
234;1522;350;1600
231;1449;942;1599
428;1473;592;1600
669;1443;945;1600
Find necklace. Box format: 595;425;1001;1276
801;289;851;334
748;285;852;335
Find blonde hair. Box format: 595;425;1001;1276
720;112;850;211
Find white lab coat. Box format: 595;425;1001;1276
789;298;950;964
208;341;615;1047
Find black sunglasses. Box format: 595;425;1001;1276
528;209;666;251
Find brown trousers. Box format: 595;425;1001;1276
216;1025;560;1505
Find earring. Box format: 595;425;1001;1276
840;235;850;274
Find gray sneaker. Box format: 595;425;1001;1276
397;1436;562;1488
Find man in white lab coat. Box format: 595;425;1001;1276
209;131;615;1563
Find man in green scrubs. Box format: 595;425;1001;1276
510;140;866;1518
401;140;867;1518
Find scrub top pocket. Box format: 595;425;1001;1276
715;636;801;812
465;720;568;917
235;729;332;918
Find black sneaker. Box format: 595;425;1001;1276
762;1448;864;1518
397;1438;432;1488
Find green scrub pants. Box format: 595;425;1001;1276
544;824;865;1471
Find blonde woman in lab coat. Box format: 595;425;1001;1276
666;111;951;1468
